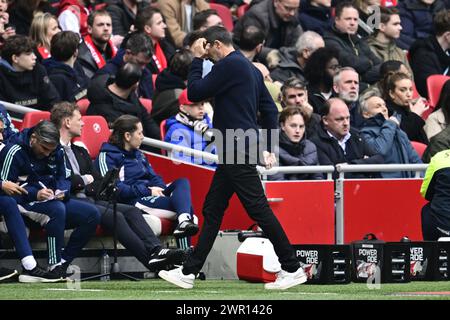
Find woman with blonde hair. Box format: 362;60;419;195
29;12;60;61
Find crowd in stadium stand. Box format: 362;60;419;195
0;0;449;282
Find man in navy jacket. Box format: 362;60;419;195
0;121;100;277
158;26;307;290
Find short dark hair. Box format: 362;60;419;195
87;10;111;27
1;35;35;65
50;101;80;129
434;9;450;36
184;30;204;47
114;62;142;89
135;7;162;32
335;1;357;18
32;120;60;145
50;31;80;61
193;9;219;31
109;115;141;149
202;26;233;46
125;32;153;58
236;25;265;51
379;60;403;78
168;48;194;80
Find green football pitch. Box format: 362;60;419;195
1;279;450;300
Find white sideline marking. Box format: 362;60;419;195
42;288;105;292
154;290;221;294
279;292;338;295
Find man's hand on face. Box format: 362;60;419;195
191;37;208;59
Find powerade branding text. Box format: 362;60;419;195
358;249;378;263
410;247;424;261
296;250;319;264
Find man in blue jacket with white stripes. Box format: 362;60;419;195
0;121;100;277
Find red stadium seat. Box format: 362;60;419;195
76;98;90;115
210;3;234;32
236;3;250;18
139;98;153;114
411;141;427;158
73;116;110;159
21;111;51;129
427;75;450;107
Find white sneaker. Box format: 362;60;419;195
264;267;307;290
158;266;195;289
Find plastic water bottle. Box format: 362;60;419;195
100;252;110;281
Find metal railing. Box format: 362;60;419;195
334;164;429;244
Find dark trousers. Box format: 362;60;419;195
80;199;162;268
183;164;300;275
20;199;100;264
422;203;450;240
0;196;33;260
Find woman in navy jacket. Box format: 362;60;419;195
95;115;199;249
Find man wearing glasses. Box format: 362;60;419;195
233;0;303;64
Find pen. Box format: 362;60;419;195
38;181;48;189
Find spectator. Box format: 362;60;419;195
422;80;450;162
254;62;283;111
193;9;224;31
95;115;200;249
91;32;154;99
303;46;340;113
0;117;64;283
0;35;59;110
359;90;422;178
384;72;429;144
50;101;186;268
159;0;210;48
398;0;446;49
58;0;89;36
367;7;412;74
29;12;61;62
310;97;383;178
365;60;414;98
0;0;16;46
409;9;450;98
233;0;303;63
152;48;194;125
133;7;175;74
88;62;159;140
298;0;332;35
280;77;321;137
234;24;266;62
420;149;450;240
424;79;450;139
43;31;89;102
353;0;380;38
77;10;117;79
333;67;365;130
270;31;324;83
323;1;382;85
0;120;100;277
269;107;322;180
164;89;215;166
106;0;147;37
8;0;57;36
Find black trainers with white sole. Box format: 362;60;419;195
173;220;199;239
147;248;186;271
19;266;65;283
0;267;19;283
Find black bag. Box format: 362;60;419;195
95;168;120;201
293;244;352;284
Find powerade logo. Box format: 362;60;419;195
296;250;319;264
410;247;424;261
358;249;378;263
